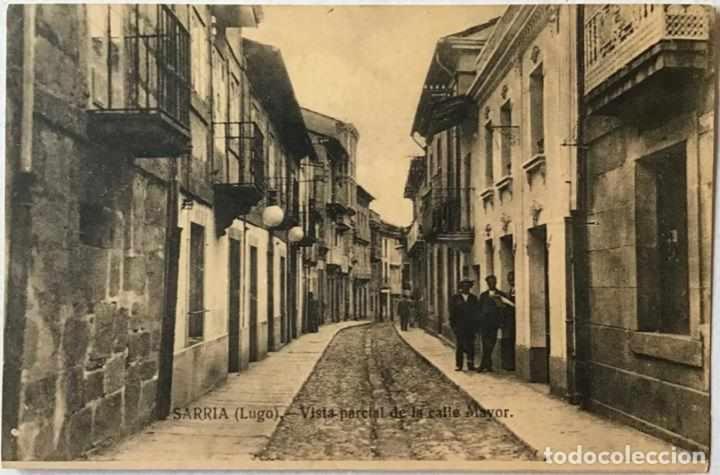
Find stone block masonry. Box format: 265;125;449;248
4;6;173;460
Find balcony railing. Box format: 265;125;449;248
212;121;266;234
88;5;191;157
585;4;709;93
329;175;355;214
426;187;474;237
214;121;266;191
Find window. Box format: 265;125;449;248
530;65;545;155
636;147;689;334
79;203;113;248
212;46;227;122
191;8;210;101
188;223;205;345
436;137;443;175
485;122;494;187
88;4;128;108
500;102;513;177
485;239;495;278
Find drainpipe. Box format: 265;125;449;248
156;159;182;419
569;4;589;406
2;5;35;459
20;5;35;173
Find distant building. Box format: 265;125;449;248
302;108;359;324
352;185;375;319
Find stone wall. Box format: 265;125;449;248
583;83;713;450
5;5;171;459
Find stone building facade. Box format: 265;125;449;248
404;4;714;451
352;185;374;320
410;20;497;340
469;5;581;395
578;4;713;451
2;3;321;460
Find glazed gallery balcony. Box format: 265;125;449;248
421;187;474;243
584;4;709;117
87;5;191;157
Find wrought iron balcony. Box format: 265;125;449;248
87;5;191;158
584;5;709;115
213;121;266;234
328;175;355;217
422;187;474;241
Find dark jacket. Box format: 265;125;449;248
478;289;510;331
398;300;411;320
449;293;479;330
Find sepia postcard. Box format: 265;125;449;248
1;2;715;471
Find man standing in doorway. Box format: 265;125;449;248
449;279;479;371
501;271;516;370
477;275;510;372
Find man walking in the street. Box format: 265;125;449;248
398;294;411;331
477;275;510;372
308;291;320;333
449;278;479;371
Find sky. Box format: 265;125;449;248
244;5;505;227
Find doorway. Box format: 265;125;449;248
499;235;515;371
228;238;241;373
249;245;259;362
527;226;549;383
267;247;274;351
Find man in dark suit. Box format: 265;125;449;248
449;279;479;371
398;294;411;331
477;275;511;372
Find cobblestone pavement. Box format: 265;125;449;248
259;323;536;461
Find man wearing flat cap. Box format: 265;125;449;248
449;278;480;371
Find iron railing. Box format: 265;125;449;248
214;121;265;192
422;187;474;236
89;5;191;129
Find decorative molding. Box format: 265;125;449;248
495;175;513;195
501;84;509;100
530;200;543;226
547;5;560;34
484;223;492;238
530;45;541;64
484;106;491;120
522;153;547;185
500;213;512;233
472;6;552;106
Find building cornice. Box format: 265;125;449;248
469;5;554;105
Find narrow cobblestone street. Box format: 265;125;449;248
259;323;535;461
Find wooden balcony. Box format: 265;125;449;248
87;6;191;158
584;5;709;117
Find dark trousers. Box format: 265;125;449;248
480;327;498;370
452;326;476;369
400;313;409;330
